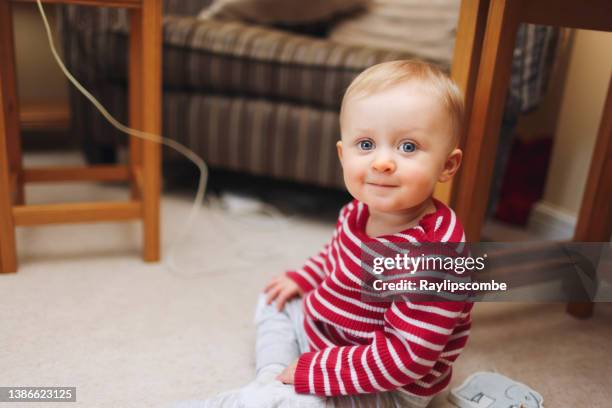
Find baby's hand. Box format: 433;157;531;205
263;273;304;311
276;358;298;384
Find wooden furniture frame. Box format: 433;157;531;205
449;0;612;318
0;0;162;273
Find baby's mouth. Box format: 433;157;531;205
366;182;398;188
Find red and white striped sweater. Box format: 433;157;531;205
286;198;472;397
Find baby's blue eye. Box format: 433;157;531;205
400;142;416;153
359;140;374;150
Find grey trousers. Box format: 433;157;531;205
254;293;433;408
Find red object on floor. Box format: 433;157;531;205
494;136;553;226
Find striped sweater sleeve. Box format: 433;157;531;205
293;301;468;396
286;244;330;293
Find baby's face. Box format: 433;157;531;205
338;81;460;214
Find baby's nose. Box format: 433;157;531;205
372;156;396;173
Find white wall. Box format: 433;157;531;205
528;29;612;239
12;2;68;106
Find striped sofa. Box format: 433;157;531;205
59;0;557;191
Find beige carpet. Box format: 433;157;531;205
2;152;611;408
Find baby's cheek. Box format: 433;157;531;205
345;161;367;182
345;164;369;199
403;165;436;193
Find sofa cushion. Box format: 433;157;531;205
329;0;460;65
198;0;369;25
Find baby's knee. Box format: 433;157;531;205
256;292;267;308
254;292;276;323
254;292;304;324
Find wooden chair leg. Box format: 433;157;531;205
0;141;17;273
138;0;162;262
0;120;18;273
567;74;612;318
0;0;19;273
129;9;143;201
7;134;24;205
453;0;523;241
1;0;24;206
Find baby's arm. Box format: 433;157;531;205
290;300;470;396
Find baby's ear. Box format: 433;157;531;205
438;148;462;183
336;141;343;166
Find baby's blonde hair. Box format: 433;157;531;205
340;60;465;146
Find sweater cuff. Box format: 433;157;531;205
286;270;315;294
294;351;317;394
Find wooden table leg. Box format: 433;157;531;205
0;0;19;273
567;74;612;319
453;0;523;241
138;0;162;262
441;0;490;206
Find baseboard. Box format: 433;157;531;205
528;201;576;240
